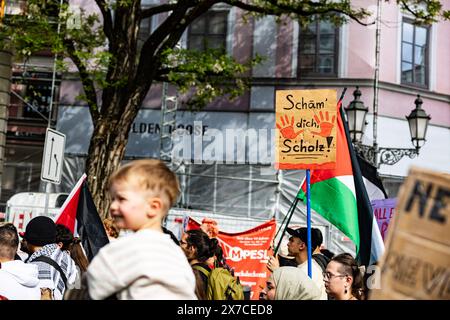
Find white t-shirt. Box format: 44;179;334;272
87;228;197;300
0;260;41;300
298;259;328;300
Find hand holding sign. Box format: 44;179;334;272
311;111;335;137
266;255;280;272
277;115;304;139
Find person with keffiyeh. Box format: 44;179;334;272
21;216;78;300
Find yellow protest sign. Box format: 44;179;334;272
275;89;337;170
0;0;5;19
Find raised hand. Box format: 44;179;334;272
311;111;335;137
266;255;280;272
276;115;303;139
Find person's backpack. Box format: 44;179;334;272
193;265;244;300
312;253;330;273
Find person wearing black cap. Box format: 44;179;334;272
267;227;328;300
22;216;78;300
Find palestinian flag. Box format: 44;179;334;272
357;155;387;261
298;102;384;266
55;174;109;261
358;155;388;201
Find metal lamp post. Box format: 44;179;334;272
345;88;431;168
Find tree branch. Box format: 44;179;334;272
95;0;114;42
64;39;100;124
140;3;180;20
154;2;215;55
223;0;374;26
222;0;270;14
400;0;425;19
307;7;374;26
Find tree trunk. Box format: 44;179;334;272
85;100;141;218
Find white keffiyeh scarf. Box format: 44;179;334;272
28;244;78;300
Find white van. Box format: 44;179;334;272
6;192;68;233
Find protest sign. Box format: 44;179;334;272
371;198;397;241
370;167;450;300
218;219;276;300
275;89;337;170
184;217;276;300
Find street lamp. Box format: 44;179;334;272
406;95;431;150
345;86;368;143
345;88;431;168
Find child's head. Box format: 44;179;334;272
108;159;180;231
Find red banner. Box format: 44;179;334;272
185;217;276;300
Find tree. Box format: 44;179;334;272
1;0;448;217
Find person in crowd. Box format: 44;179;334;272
271;228;329;269
320;248;335;260
56;224;89;277
86;159;197;300
180;229;217;300
0;223;40;300
22;216;78;300
56;224;74;251
261;266;322;300
276;240;298;267
323;253;365;300
258;285;267;300
102;218;119;242
18;236;32;261
311;228;332;272
70;238;89;273
267;227;327;299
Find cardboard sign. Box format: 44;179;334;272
371;198;397;241
275;89;337;170
370;167;450;300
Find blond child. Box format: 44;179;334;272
86;160;197;299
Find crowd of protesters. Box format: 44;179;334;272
0;159;370;300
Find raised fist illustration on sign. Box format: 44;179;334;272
311;111;335;137
277;115;304;139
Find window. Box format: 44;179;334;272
299;19;339;77
11;71;57;120
22;82;52;119
188;10;228;52
401;19;429;87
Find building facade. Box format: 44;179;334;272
3;1;450;251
